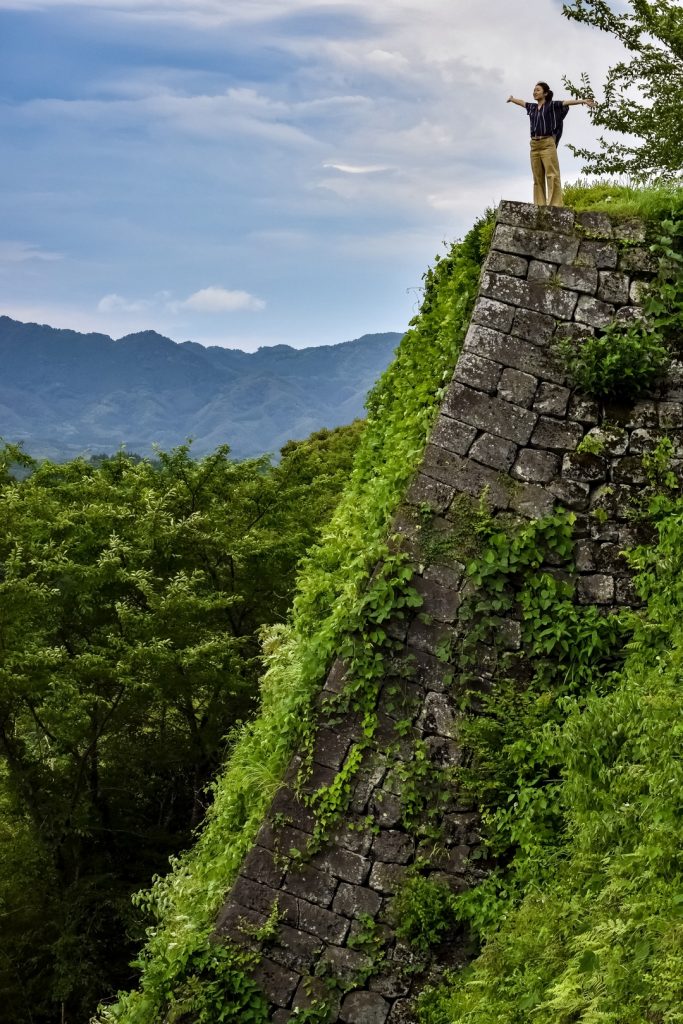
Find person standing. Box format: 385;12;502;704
507;83;595;206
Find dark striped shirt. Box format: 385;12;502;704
526;100;568;144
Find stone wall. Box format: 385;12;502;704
214;201;682;1023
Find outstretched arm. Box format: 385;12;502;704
507;95;527;107
562;98;596;107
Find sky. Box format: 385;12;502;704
0;0;628;351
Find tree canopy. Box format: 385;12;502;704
0;425;361;1024
562;0;683;181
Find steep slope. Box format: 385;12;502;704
0;319;401;459
97;187;683;1024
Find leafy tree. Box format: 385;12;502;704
562;0;683;181
0;428;360;1023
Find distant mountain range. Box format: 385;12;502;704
0;316;403;460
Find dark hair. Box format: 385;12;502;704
536;81;553;102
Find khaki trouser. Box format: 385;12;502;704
530;137;563;207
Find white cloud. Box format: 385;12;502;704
0;241;63;264
323;162;392;174
97;292;151;313
170;287;265;313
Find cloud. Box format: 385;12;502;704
169;287;265;313
0;241;63;264
323;162;392;174
97;293;151;313
95;287;265;316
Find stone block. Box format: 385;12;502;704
256;821;310;859
215;903;266;946
548;478;591;510
340;991;391;1024
595;543;629;573
533;382;571;416
350;761;387;815
370;789;404;828
615;304;646;323
496;202;576;235
427;844;470;875
231;876;297;920
317;945;372;986
369;861;406;895
241;846;286;889
567;395;600;424
574;295;616;329
406;472;455;513
576;211;613;237
332;881;382;919
510;306;556;344
298;761;337;796
512;448;560;483
311;726;356;770
508;481;555;518
576;239;618;269
423;561;464;589
372;830;415;865
251;957;300;1008
445;381;538;443
471;295;516;332
619;247;657;273
582;425;628;456
554;321;595;342
616;576;640;605
575;539;597;571
271;1010;290;1023
557;264;598;293
430;414;477;456
627;401;658;428
469;432;518;471
481;271;579;320
659;402;683;429
406;616;452;658
497;367;538;407
297;898;352;944
323;657;349;696
284;863;338;907
453;352;503;393
463;325;565;385
293;977;340;1018
531;416;584;451
417;692;457;738
597;271;630;305
577;574;615;604
311;848;372;886
612;456;647;485
269;925;324;972
444;456;512;509
611;217;646;242
484;250;528;276
562;452;608;483
369;972;411;999
629;279;650;304
421;443;466;485
527;259;557;282
412;575;461;623
497;199;573;230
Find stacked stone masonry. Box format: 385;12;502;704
215;201;683;1023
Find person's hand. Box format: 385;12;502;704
507;95;513;103
584;98;596;108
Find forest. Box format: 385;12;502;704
0;425;362;1022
